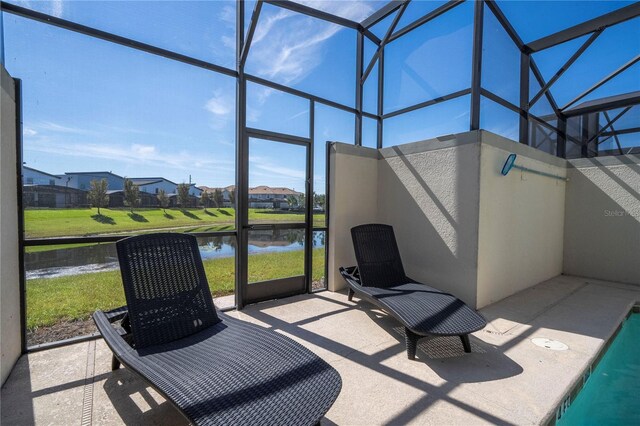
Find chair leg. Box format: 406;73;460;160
460;334;471;353
111;355;121;371
347;288;355;302
405;328;419;360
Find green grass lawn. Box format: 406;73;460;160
25;208;326;239
26;248;325;330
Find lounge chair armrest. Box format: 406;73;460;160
104;306;129;322
93;309;136;362
339;266;361;285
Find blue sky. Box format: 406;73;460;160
2;0;638;192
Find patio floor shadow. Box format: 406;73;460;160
2;275;639;425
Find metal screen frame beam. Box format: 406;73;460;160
485;0;524;50
470;0;484;130
361;1;408;84
529;59;561;114
519;52;530;145
563;92;640;117
561;55;640;111
480;89;519;113
355;32;364;145
529;30;602;107
239;0;263;67
14;78;27;354
265;0;360;29
526;2;640;53
600;111;625;156
235;0;248;309
600;126;640;137
557;116;567;158
377;49;384;149
383;89;471;119
245;73;375;118
305;99;314;293
361;0;406;29
388;0;463;43
264;0;381;44
1;2;238;78
587;106;632;144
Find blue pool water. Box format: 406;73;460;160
558;313;640;426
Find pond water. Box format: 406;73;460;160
26;230;325;279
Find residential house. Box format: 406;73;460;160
199;184;235;207
130;177;178;196
248;185;302;209
23;166;60;186
22;166;86;208
188;184;202;198
62;171;124;191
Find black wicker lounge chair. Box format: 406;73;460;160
339;224;486;360
94;233;341;426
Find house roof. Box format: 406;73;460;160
130;178;163;186
130;177;179;186
200;185;300;195
199;185;235;193
23;166;61;179
65;171;124;179
249;185;302;195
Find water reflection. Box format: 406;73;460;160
26;231;324;279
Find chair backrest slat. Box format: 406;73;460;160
116;233;220;349
351;224;409;288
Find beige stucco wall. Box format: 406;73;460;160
476;132;567;308
377;133;481;307
1;66;21;385
563;155;640;285
327;129;638;309
327;143;379;291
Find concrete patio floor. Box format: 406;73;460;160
2;275;639;425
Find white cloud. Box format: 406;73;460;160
25;139;234;175
252;8;294;44
24;127;38;137
131;144;156;157
51;0;63;18
205;91;233;116
245;1;374;86
204;88;235;130
295;0;375;22
219;4;236;25
249;155;305;181
255;163;305;180
37;121;92;135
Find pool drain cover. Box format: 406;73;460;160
531;337;569;351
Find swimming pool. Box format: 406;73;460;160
557;312;640;426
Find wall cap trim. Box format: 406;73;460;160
568;154;640;169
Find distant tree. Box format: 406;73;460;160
229;189;236;208
286;195;298;209
200;191;211;211
123;178;140;213
177;183;191;209
297;193;306;209
87;179;109;215
314;192;326;211
213;188;224;209
157;189;170;213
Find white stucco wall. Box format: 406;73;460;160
563;155;640;285
327;143;379;291
476;132;567;308
377;133;481;307
1;66;21;385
